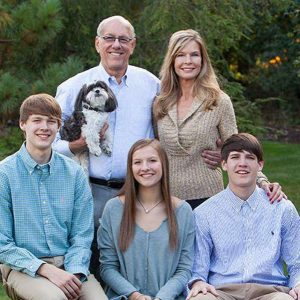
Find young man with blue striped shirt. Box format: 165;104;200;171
0;94;106;300
188;133;300;300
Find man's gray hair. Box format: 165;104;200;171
97;15;135;38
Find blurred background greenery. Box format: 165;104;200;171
0;0;299;135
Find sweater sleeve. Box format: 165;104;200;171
218;93;238;142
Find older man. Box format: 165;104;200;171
53;15;160;278
53;16;160;223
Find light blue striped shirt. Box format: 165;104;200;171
190;186;300;288
0;144;94;277
53;63;160;180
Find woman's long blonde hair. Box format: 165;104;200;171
153;29;221;120
118;139;178;252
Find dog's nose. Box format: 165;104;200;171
95;89;100;94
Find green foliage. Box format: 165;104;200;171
233;0;300;124
0;73;27;120
0;126;23;160
32;56;85;96
0;0;299;132
221;80;264;135
6;0;64;69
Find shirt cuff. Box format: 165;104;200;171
66;265;89;280
23;258;45;277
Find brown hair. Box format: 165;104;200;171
221;133;264;162
153;29;221;120
19;94;62;127
118;139;178;252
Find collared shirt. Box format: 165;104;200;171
0;144;94;278
53;64;160;180
190;186;300;288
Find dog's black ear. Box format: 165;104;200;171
105;85;118;112
74;84;88;111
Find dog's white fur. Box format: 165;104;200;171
81;109;112;157
60;81;117;174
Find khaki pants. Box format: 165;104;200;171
190;283;292;300
1;257;107;300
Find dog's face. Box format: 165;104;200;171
85;85;110;111
75;81;118;113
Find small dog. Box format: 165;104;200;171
60;80;117;173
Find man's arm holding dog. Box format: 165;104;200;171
68;122;108;154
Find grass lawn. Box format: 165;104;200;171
0;138;299;298
0;288;9;300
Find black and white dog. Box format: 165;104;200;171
60;80;117;173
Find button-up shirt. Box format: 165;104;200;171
53;64;160;180
0;144;94;277
190;186;300;288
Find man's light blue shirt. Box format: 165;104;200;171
53;64;160;180
190;186;300;288
0;144;94;278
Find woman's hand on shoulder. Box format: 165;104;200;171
260;181;287;203
201;139;222;170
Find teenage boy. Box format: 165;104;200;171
187;133;300;300
0;94;107;300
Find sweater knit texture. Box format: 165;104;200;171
157;92;238;200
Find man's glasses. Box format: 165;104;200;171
98;35;134;44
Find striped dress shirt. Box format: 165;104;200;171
190;186;300;288
53;63;160;180
0;144;94;277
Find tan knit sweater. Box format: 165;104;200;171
156;92;238;200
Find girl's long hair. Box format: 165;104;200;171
118;139;177;252
153;29;221;121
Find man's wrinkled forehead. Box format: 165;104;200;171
98;18;134;37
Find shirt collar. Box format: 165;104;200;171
99;63;129;87
18;143;54;175
226;186;260;212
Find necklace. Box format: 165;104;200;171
137;198;162;214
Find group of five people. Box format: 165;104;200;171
0;15;299;300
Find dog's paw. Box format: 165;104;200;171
90;147;102;157
101;144;112;156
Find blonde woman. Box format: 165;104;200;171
153;29;284;209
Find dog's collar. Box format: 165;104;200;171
82;104;102;112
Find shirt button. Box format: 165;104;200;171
45;220;48;224
43;201;46;204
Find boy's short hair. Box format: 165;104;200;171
19;94;62;126
221;133;263;162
